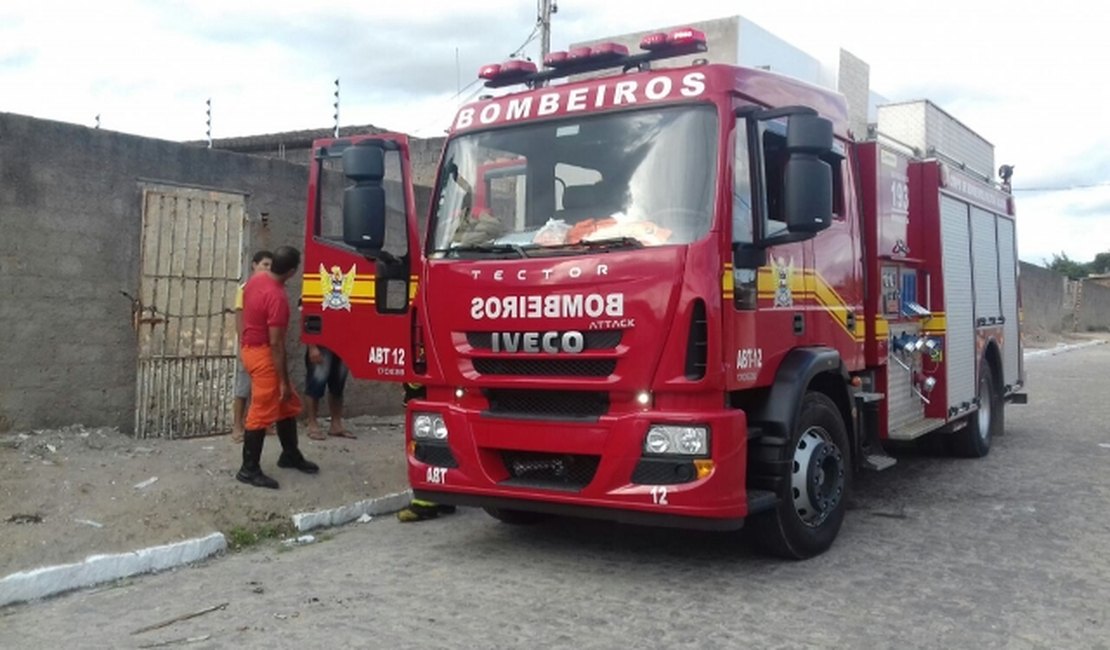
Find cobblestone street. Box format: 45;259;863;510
2;347;1109;649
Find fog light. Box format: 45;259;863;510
644;425;708;456
636;391;652;407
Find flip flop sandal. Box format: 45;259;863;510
328;430;357;439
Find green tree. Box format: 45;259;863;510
1046;252;1090;280
1090;251;1110;275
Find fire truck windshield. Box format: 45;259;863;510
430;104;718;258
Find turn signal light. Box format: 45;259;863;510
694;459;714;479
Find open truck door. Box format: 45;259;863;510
301;134;422;383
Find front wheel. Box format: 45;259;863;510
750;392;851;560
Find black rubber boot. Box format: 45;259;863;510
275;417;319;474
236;429;279;489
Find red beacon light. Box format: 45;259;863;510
544;51;570;68
478;59;537;82
589;42;630;61
501;59;537;76
478;63;503;80
567;46;593;62
668;27;707;47
639;32;669;51
640;27;708;52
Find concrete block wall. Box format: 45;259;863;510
836;49;870;140
1018;261;1070;336
0;113;407;434
876;101;995;179
1079;280;1110;332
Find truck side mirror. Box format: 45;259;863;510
783;114;834;234
342;144;387;252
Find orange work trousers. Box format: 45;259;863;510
241;345;302;430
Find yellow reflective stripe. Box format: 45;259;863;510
922;313;947;334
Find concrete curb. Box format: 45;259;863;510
0;532;226;608
1024;339;1107;359
291;489;413;533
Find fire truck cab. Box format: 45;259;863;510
301;28;1025;558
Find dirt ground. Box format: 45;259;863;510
0;415;409;577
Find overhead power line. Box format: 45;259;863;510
409;22;542;136
1012;181;1110;193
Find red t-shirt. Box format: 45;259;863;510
240;273;290;347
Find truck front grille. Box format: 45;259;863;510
483;388;608;420
499;451;600;492
473;358;616;377
467;331;622;350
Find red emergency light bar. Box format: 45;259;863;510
480;27;708;89
478;59;538;82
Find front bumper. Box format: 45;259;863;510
405;400;755;529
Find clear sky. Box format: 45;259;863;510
2;0;1106;265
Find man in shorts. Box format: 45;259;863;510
232;250;273;443
237;245;318;489
304;344;352;440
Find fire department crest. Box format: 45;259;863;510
318;263;357;311
773;256;795;308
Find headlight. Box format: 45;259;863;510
643;425;708;456
412;413;448;440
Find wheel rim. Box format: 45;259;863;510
791;427;845;527
977;374;992;443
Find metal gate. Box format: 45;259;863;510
135;185;245;438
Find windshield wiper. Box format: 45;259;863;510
434;243;533;259
541;236;644;253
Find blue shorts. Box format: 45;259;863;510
234;360;252;400
305;347;348;399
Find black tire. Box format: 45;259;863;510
950;362;1003;458
483;507;550;525
750;392;852;560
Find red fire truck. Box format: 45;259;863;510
300;28;1026;558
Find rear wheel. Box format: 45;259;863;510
750;392;851;559
483;507;550;525
951;362;1002;458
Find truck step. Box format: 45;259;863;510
854;391;885;404
861;453;897;472
888;417;946;441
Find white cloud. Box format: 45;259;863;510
2;0;1106;263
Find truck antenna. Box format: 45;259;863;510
333;78;340;138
